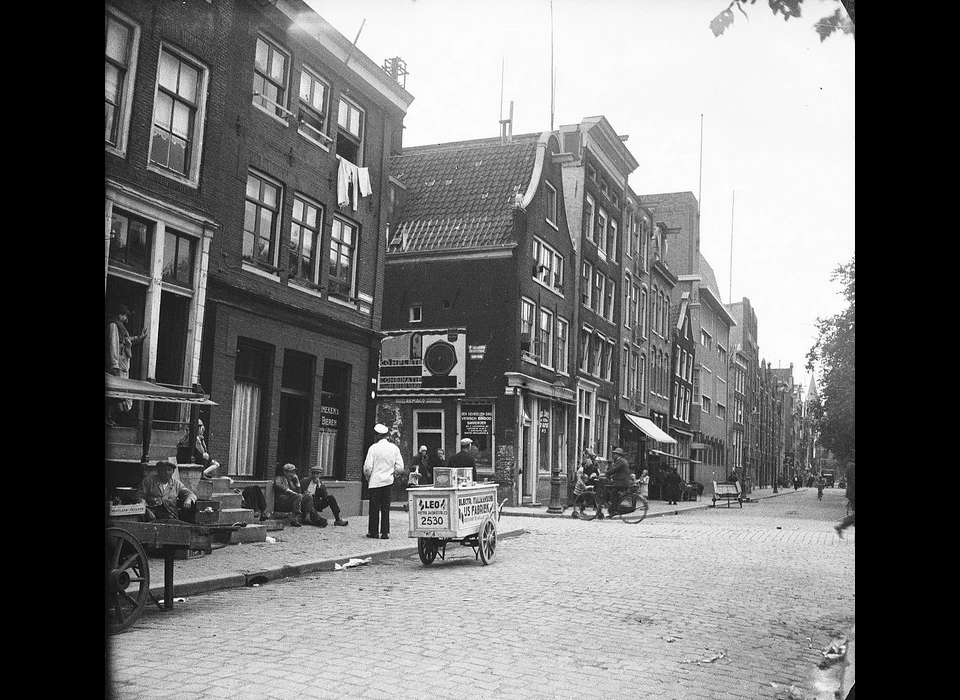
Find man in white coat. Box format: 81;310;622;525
363;423;404;539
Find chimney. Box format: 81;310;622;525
500;101;514;144
382;57;408;89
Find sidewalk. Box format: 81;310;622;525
134;486;797;602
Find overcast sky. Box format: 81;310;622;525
308;0;855;390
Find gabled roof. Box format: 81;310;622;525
389;135;541;253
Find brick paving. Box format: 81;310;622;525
107;488;854;700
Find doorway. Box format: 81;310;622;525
277;392;308;470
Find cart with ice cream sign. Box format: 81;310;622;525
407;469;503;565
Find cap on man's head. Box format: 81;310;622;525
156;460;176;470
283;463;297;472
310;466;323;473
114;303;134;316
460;438;473;445
374;423;389;435
612;447;625;455
419;445;428;452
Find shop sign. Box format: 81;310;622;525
457;491;496;525
378;329;466;395
414;495;450;529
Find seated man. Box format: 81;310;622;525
136;460;197;522
274;463;324;527
302;466;349;526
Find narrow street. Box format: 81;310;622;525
107;489;853;700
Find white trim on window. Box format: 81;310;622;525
105;7;140;159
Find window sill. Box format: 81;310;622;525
289;280;324;299
328;295;358;310
253;101;291;128
533;278;564;298
146;163;199;189
297;129;331;152
105;143;127;160
242;261;281;282
545;219;559;232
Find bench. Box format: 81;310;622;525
711;481;743;508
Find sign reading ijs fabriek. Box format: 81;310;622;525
378;328;466;395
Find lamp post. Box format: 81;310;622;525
546;380;566;514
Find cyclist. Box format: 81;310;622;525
604;447;633;517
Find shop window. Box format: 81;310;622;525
109;210;153;273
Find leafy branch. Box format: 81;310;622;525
710;0;855;42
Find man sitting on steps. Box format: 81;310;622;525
303;466;349;526
274;463;325;527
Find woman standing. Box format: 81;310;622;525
638;469;650;499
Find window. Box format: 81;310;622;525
640;219;649;270
578;387;594;454
700;328;712;350
640;287;648;338
109;210;153;273
595;209;607;252
621;345;629;396
593;269;604;315
243;171;282;270
253;35;289;118
606;218;618;260
662;296;670;336
544;181;558;226
623;273;632;328
630;351;639;398
579;326;591;372
328;217;358;299
556;317;569;374
585;195;595;243
538;308;554;367
717;403;727;420
336;97;364;164
600;178;609;198
702;394;712;414
298;67;331;146
638;353;645;397
150;46;206;183
600;338;613;381
629;214;639;260
587;164;597;183
230;340;271;476
288;195;324;286
718;344;727;365
409;305;422;323
594;399;609;455
604;277;615;321
162;229;195;287
581;261;592;307
105;9;139;154
631;284;640;331
533;238;564;291
589;333;602;376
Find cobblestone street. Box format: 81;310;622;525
107;489;854;700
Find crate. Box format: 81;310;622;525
194;499;221;524
433;467;473;488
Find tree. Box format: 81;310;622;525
806;256;855;460
710;0;855;42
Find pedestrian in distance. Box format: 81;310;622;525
834;460;855;538
793;474;801;491
363;423;404;539
449;437;478;483
638;469;650;500
663;466;682;505
816;473;826;501
434;447;447;468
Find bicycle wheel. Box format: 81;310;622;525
618;493;648;524
573;492;599;521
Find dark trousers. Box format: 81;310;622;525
241;486;267;514
367;485;392;536
312;493;341;519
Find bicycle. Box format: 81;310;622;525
570;479;648;524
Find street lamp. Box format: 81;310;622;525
547;380;566;514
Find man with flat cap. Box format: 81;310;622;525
274;463;325;527
604;447;632;517
449;437;478;483
303;466;348;526
363;423;404;539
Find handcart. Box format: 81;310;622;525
106;517;242;634
407;470;503;566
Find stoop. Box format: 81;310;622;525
229;523;267;544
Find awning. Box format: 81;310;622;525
650;448;700;463
105;373;217;405
622;412;677;444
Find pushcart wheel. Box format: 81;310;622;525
418;537;438;565
106;527;150;634
478;516;497;565
619;493;649;524
573;492;599;521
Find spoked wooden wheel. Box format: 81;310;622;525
418;537;439;565
478;516;498;565
106;527;150;634
619;493;649;524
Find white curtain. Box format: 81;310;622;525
229;380;261;476
316;430;337;477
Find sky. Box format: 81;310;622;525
308;0;855;390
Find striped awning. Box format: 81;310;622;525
622;412;677;444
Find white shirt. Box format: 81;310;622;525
363;438;404;489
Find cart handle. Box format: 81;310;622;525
497;498;507;520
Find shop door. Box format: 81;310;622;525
277;392;308;471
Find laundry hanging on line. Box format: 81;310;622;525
337;157;373;211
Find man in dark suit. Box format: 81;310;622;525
449;438;477;482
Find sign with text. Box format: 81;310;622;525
378;329;466;395
456;491;496;526
460;403;494;474
413;494;450;530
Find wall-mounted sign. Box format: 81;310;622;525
469;344;486;361
378;328;467;395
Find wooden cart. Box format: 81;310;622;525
407;482;503;566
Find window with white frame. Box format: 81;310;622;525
521;298;536;356
288;194;324;286
585;195;595;243
577;387;594;454
105;9;139;155
683;388;691;422
631;350;640;398
717;403;727;420
162;228;196;288
640;218;649;270
533;238;564;291
243;170;282;270
150;45;207;184
718;343;727;365
556;317;569;374
629;214;639;260
328;217;358;300
604;277;615;321
606;218;618;260
638;353;646;397
595;208;607;253
662;295;670;336
298;66;331;146
109;210;153;274
700;328;712;350
672;382;680;419
640;287;648;338
409;305;422;323
538;307;554;367
593;269;604;315
601;338;614;381
579;326;591;373
621;345;629;396
253;35;289;119
594;398;609;455
336;97;364;164
623;275;631;328
544;180;558;226
589;333;602;376
581;261;592;308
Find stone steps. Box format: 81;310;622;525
228;523;267;544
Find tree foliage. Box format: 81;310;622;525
710;0;855;42
806;256;855;460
